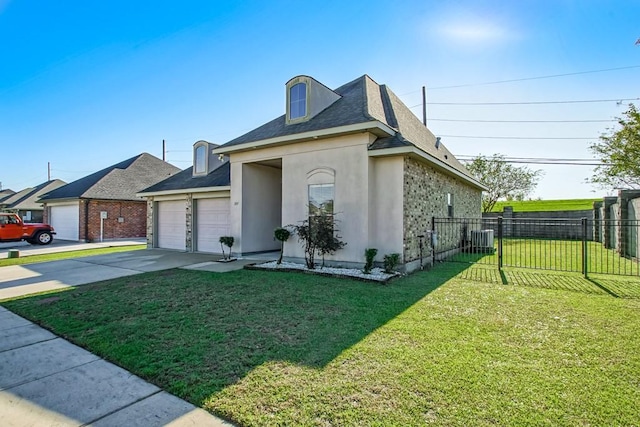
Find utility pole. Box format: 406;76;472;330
162;139;166;161
422;86;427;127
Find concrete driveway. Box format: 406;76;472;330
0;238;145;259
0;249;223;300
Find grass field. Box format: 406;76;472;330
3;266;640;426
447;238;640;276
491;198;600;212
0;245;146;267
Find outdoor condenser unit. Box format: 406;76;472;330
471;230;495;251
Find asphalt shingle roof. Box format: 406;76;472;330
217;75;474;180
5;180;66;210
140;160;230;193
39;153;180;202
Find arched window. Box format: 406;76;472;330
194;145;206;174
307;168;335;218
289;82;307;119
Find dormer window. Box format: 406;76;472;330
289;82;307;119
285;75;341;125
194;145;206;174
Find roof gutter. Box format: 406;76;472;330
213;121;396;155
137;186;231;198
369;146;488;191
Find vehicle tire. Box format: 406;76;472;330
34;231;53;245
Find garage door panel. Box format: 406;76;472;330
50;204;79;241
157;201;186;250
196;199;230;253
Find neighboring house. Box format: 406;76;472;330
39;153;180;242
140;74;485;271
2;179;66;222
0;189;16;205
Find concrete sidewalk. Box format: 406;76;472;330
0;306;231;426
0;249;280;425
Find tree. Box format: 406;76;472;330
466;154;543;213
219;236;234;260
589;104;640;189
289;214;346;269
274;227;291;265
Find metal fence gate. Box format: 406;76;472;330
432;216;640;276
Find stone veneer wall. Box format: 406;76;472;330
146;199;154;247
403;156;482;264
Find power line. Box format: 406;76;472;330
456;155;602;166
409;97;638;108
429;118;615;123
440;135;596;140
457;155;599;161
462;159;600;166
429;65;640;90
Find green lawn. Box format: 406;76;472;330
491;198;600;212
3;266;640;426
447;238;640;276
0;245;146;267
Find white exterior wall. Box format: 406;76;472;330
230;133;375;263
368;156;404;258
241;163;282;253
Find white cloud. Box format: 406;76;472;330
420;5;520;48
439;20;509;43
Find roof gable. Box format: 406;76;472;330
219;75;379;149
139;159;230;194
5;179;66;210
215;74;475;181
39;153;181;202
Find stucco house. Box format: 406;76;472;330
39;153;180;241
139;74;485;271
1;179;66;223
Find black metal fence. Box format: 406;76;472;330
432;217;640;276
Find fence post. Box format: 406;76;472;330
497;216;503;271
582;217;588;278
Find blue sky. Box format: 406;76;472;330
1;0;638;199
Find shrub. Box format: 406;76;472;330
289;214;346;269
274;227;291;265
219;236;234;260
363;248;378;274
383;253;400;274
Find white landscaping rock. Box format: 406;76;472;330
253;261;400;282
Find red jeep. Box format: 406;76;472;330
0;213;56;245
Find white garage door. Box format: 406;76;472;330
196;198;231;253
50;203;79;241
157;200;186;250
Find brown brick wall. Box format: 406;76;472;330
403;157;482;263
80;199;147;241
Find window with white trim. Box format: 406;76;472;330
447;192;454;218
194;145;206;174
289;82;307;120
309;184;334;217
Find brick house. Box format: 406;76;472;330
140;75;485;271
39;153;180;242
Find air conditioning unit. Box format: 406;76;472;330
471;230;495;252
